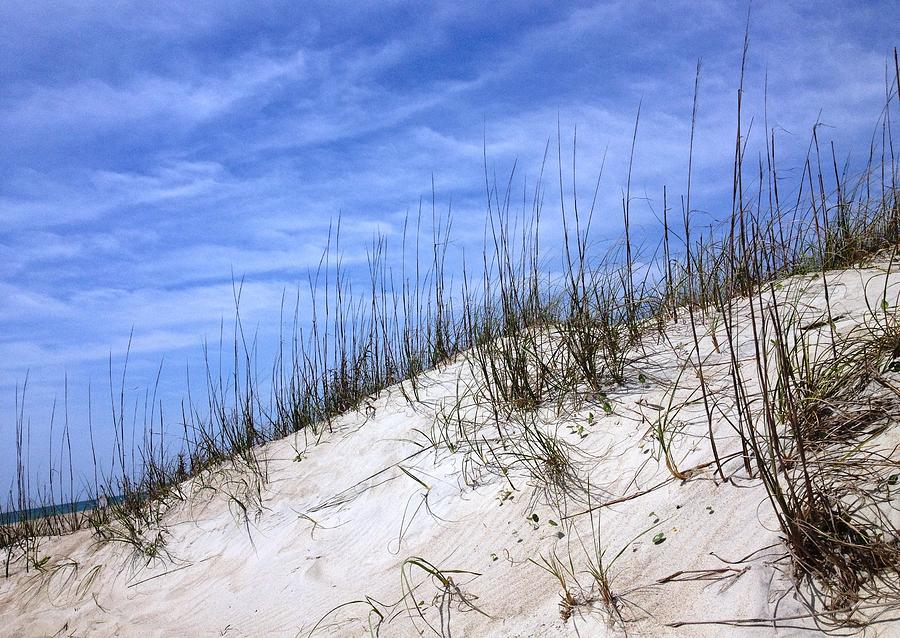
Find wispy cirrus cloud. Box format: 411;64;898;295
0;48;304;136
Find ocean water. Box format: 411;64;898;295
0;496;122;526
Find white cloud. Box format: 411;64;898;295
0;283;73;320
0;49;308;142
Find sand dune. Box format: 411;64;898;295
3;263;900;637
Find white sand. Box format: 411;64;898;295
3;264;900;637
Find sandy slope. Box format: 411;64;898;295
3;264;900;637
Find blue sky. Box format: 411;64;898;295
1;1;898;499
